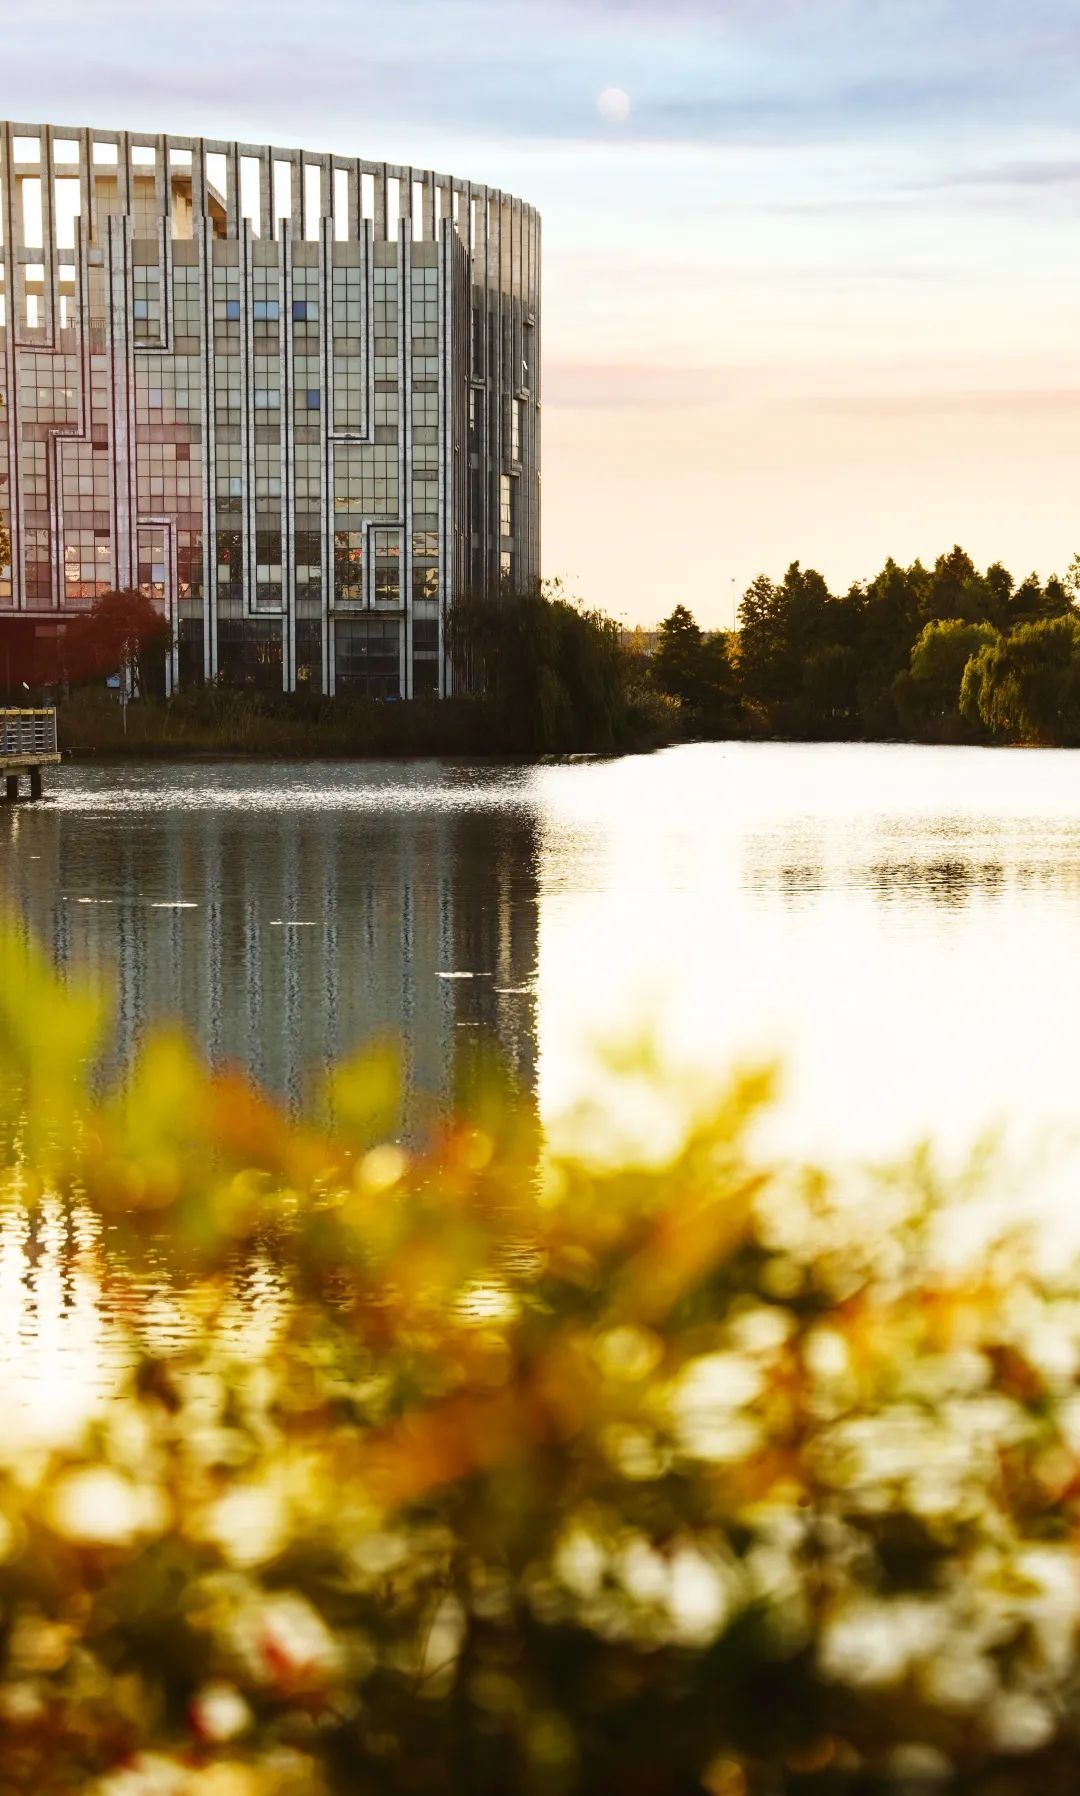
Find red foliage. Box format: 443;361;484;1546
63;588;169;688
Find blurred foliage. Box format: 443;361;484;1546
6;920;1080;1791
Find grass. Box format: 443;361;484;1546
59;688;516;759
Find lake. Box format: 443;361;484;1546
4;740;1080;1155
5;739;1080;1427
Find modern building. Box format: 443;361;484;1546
0;121;540;696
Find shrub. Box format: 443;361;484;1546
3;923;1080;1792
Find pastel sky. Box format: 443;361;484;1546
5;0;1080;624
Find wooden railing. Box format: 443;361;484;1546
0;708;58;759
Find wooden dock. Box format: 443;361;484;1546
1;709;60;801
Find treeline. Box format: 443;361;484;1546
30;553;1080;759
642;547;1080;746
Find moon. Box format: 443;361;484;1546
597;87;632;124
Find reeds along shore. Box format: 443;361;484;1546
55;683;678;760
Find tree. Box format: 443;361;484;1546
856;558;928;731
447;579;628;753
1008;570;1073;627
1043;573;1072;618
901;618;999;736
725;549;1080;744
652;604;702;700
961;615;1080;745
63;587;170;697
737;563;837;721
735;572;784;711
653;606;742;731
922;545;990;625
801;640;861;727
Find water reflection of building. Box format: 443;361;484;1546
1;783;539;1110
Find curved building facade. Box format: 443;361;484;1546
0;121;541;695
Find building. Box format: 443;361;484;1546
0;121;541;696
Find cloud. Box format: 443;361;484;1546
808;387;1080;420
926;159;1080;191
544;361;733;409
11;0;1080;155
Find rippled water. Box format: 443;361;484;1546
6;740;1080;1424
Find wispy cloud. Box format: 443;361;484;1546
9;0;1080;153
926;158;1080;191
809;387;1080;419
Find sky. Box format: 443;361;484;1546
5;0;1080;625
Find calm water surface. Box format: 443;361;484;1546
5;740;1080;1424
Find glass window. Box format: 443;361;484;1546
334;530;363;601
336;618;400;698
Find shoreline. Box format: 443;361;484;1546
51;691;677;762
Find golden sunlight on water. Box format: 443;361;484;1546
533;744;1080;1213
0;1195;289;1446
0;1201;117;1446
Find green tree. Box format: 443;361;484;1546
899;617;999;737
447;579;628;753
1043;573;1072;617
856;558;929;731
961;615;1080;744
653;604;702;701
922;545;995;625
737;563;837;724
801;641;861;729
1007;570;1073;626
653;605;742;731
735;572;783;712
